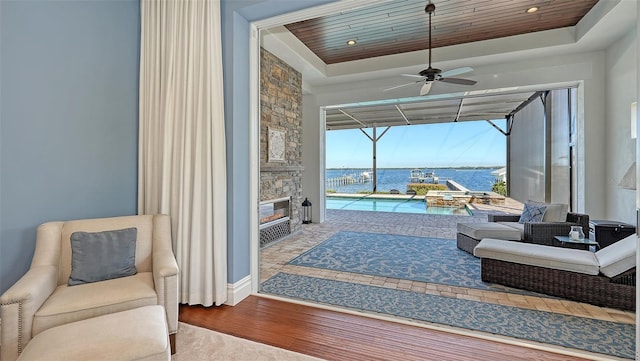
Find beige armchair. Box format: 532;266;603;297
0;214;179;361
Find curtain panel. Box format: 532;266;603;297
139;0;227;306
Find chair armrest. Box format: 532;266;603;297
488;214;520;222
523;222;579;245
153;249;179;335
1;265;58;361
153;249;179;277
150;214;179;334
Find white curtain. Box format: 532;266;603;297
138;0;227;307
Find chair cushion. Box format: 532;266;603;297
541;203;569;222
518;200;547;223
496;222;525;239
19;305;169;361
595;234;637;278
33;272;157;336
68;227;138;286
474;238;600;275
457;222;521;241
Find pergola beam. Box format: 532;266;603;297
453;98;464;122
338;109;367;128
494;90;547;136
485;119;509;136
394;105;411;125
356;125;391;192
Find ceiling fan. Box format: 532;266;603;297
385;2;477;96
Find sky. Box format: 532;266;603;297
326;119;507;169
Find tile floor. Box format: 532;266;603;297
259;199;635;325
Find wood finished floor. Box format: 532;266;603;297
179;296;593;361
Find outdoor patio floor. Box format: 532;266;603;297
259;197;635;326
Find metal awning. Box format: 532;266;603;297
325;92;538;131
324;90;544;192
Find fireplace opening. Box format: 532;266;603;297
259;196;291;247
260;197;289;226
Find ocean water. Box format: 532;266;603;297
326;167;500;193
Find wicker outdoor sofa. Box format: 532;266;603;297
457;211;590;255
486;212;590;245
474;236;636;311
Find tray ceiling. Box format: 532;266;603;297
273;1;607;131
285;0;599;64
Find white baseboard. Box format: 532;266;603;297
225;275;252;306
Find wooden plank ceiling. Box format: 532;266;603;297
281;1;595;131
285;0;598;64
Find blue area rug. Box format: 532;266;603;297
289;231;531;294
262;273;635;359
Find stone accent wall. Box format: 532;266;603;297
260;48;304;233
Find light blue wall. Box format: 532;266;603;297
0;0;337;293
0;0;139;293
220;2;251;284
220;0;337;283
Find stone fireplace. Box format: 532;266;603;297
259;48;303;247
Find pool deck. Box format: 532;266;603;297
259;196;634;330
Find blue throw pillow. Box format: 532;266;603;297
68;227;138;286
518;201;547;223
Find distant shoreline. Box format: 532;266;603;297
327;166;504;170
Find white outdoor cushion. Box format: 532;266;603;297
457;222;521;241
474;238;600;275
595;234;637;278
541;203;569;222
496;222;524;238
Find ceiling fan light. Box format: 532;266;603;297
526;7;539;14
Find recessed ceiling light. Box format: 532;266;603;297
526;6;539;13
346;39;357;46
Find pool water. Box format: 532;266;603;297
425;205;471;216
326;196;470;216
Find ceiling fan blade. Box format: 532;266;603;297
439;66;474;78
439;77;477;86
400;73;424;79
384;81;420;92
419;82;433;96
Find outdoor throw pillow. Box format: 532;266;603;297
518;201;547;223
68;227;138;286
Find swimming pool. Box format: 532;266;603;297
326;196;470;216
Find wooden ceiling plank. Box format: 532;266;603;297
304;9;589;49
287;0;591;41
284;0;596;64
318;19;580;63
